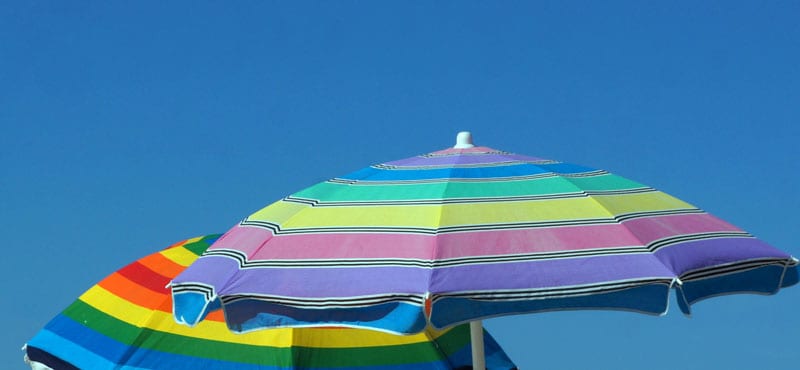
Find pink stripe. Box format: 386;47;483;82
212;213;743;261
212;226;438;260
433;224;643;259
621;213;742;245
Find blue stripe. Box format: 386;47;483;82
339;162;596;182
27;329;122;369
41;314;131;363
172;291;221;326
430;283;670;329
223;299;428;334
676;264;798;314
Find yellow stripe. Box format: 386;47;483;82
159;246;200;267
182;236;205;244
249;191;692;229
590;191;695;215
79;286;438;347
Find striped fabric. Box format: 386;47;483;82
25;235;517;370
172;144;799;334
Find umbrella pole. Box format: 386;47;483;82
470;320;485;370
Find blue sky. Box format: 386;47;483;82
3;2;799;369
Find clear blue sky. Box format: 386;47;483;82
3;2;799;369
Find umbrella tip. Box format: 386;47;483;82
454;131;475;149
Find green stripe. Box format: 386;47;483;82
61;300;454;366
182;234;221;256
429;324;471;357
62;299;142;344
290;340;446;367
294;174;645;201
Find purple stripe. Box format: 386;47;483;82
171;255;240;288
385;153;545;167
654;237;791;275
429;254;676;292
178;239;792;299
217;265;431;297
182;255;677;298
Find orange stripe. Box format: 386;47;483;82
205;309;225;322
138;248;192;278
95;273;228;322
97;272;169;312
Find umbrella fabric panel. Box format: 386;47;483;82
171;145;798;334
27;235;517;369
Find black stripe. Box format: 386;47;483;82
171;283;216;300
615;208;705;222
25;346;80;370
431;278;673;302
680;258;793;281
647;232;753;252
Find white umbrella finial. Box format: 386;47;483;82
454;131;475;149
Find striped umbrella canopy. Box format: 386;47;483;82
25;234;516;370
171;132;798;366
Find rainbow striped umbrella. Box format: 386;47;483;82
171;132;798;366
25;234;516;370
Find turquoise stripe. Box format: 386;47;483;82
294;173;643;202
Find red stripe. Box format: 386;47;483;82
117;262;170;293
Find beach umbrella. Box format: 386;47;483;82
171;132;798;369
25;234;517;370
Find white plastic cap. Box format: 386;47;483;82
454;131;475;149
